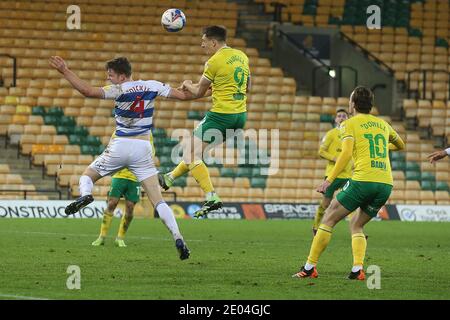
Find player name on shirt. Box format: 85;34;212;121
359;121;386;131
127;84;164;93
226;54;246;65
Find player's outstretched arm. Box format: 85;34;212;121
389;136;405;151
317;138;353;194
49;56;104;99
182;76;211;99
168;87;195;100
318;132;335;162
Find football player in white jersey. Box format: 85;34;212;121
49;56;198;260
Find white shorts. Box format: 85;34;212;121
89;137;157;182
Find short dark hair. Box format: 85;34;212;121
105;57;132;77
351;86;374;113
202;25;227;42
336;108;348;115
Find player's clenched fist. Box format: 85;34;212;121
49;56;68;74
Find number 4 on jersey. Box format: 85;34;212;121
130;95;144;118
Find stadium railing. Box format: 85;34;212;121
406;69;450;100
0;53;16;87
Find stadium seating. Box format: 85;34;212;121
257;0;449;101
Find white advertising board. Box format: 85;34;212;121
0;200;106;218
396;205;450;222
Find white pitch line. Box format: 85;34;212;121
0;293;50;300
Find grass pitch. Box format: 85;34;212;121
0;218;449;300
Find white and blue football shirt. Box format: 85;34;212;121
102;80;171;137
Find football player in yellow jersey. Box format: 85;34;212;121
91;169;140;248
91;134;155;247
293;86;405;280
312;109;352;236
158;25;251;218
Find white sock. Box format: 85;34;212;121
155;201;182;241
206;191;216;200
79;175;94;197
304;262;315;271
352;265;363;273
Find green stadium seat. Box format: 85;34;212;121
436;38;449;48
405;162;420;171
421;172;435;182
158;166;172;174
320;114;334;123
251;167;262;177
303;4;317;15
84;136;101;146
159;146;173;156
163;137;179;147
220;167;235;178
421;181;435;191
97;145;106;154
391;161;406;171
60;116;76;127
69;134;82;145
56;125;75;135
73;126;89;136
152;128;166;138
44;115;59;126
250;177;267;189
391;152;406;162
47;107;64;117
153;137;165;146
408;28;422;38
436;181;449;192
237;167;253;178
328;16;341;25
187;111;204;120
405;170;421;181
81;145;98;156
159;155;174;167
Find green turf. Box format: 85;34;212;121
0;218;449;300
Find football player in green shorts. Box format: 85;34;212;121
158;25;251;218
312;109;352;236
91;168;140;247
293;86;405;280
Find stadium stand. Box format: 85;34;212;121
0;0;448;204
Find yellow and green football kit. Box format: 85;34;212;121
333;114;401;217
305;113;404;272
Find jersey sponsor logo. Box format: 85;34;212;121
371;160;387;170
